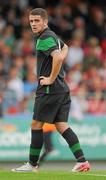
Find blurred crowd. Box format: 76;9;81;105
0;0;106;117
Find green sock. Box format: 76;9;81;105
62;128;86;162
29;129;43;166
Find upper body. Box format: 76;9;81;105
29;8;69;94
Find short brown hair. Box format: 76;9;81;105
29;8;48;19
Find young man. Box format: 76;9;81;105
12;8;90;172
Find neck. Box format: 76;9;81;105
38;26;48;35
42;25;48;32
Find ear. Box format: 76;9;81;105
44;19;48;26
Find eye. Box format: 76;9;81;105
34;20;40;22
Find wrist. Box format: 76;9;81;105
49;76;55;84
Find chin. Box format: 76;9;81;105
32;30;37;33
33;30;40;34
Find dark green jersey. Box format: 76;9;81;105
34;28;69;94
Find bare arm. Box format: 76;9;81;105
49;50;63;83
49;44;68;82
61;44;68;61
40;43;68;85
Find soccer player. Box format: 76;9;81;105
12;8;90;172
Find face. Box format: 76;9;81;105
29;15;48;34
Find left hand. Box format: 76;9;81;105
39;76;53;85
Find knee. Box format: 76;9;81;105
55;122;69;134
31;120;44;130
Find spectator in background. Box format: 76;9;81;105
25;55;37;78
0;37;13;74
82;37;101;72
83;36;102;58
13;9;31;39
0;92;3;118
66;30;84;68
99;61;106;90
65;64;83;92
0;60;7;78
1;25;15;52
100;39;106;63
56;17;72;42
19;97;30;114
6;96;30;115
73;16;86;37
24;72;38;96
73;1;89;23
7;66;24;101
69;81;88;121
61;4;73;23
0;15;6;32
88;6;106;40
87;74;106;114
15;29;34;56
13;56;25;80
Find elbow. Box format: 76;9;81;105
58;55;64;63
65;44;68;49
65;45;69;55
63;44;68;51
54;53;63;63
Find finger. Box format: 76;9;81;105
40;80;43;85
39;76;45;80
40;80;45;85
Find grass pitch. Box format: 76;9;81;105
0;170;106;180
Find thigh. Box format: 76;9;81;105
55;122;69;134
31;119;44;129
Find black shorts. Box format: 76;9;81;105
33;92;71;124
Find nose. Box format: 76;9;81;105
32;21;35;25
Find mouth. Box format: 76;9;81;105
32;28;37;31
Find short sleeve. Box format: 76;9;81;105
36;35;61;56
60;39;64;49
